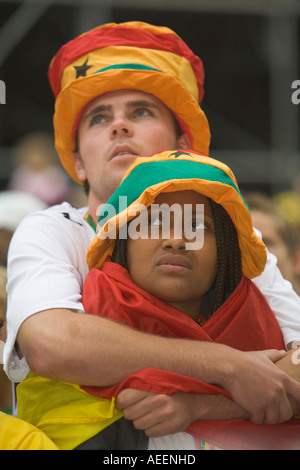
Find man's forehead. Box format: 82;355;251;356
83;89;165;114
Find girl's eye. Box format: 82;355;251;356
191;220;206;231
148;214;162;226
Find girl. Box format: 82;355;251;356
80;150;300;450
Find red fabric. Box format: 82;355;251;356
48;25;204;100
81;260;300;450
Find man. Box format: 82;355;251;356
4;22;300;439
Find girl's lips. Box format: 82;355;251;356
157;264;190;273
156;255;192;270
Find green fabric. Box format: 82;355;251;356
94;63;162;74
98;159;247;226
86;212;97;233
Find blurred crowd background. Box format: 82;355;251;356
0;0;300;413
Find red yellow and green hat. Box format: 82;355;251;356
87;150;267;279
48;21;210;184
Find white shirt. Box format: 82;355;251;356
4;202;95;382
3;202;300;382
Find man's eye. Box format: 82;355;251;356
135;108;151;118
91;115;105;125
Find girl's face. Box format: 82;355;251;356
126;191;217;320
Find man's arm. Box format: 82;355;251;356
18;308;300;425
116;389;249;438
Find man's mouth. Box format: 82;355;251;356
110;146;138;160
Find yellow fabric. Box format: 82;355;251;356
17;373;123;450
0;411;59;450
62;45;199;102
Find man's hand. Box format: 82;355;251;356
220;349;300;425
116;390;194;437
116;389;249;437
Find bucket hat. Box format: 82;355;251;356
87;150;266;279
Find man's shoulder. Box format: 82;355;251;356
19;201;88;227
12;201;93;244
44;201;88;226
9;201;94;260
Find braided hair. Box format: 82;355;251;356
207;198;241;314
111;197;242;317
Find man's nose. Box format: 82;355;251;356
111;116;133;137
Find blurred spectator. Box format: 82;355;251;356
0;190;47;266
8;132;70;206
0;266;12;414
245;192;300;295
274;172;300;226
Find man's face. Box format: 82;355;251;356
74;90;190;207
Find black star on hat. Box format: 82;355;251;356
74;58;92;78
169;151;193;158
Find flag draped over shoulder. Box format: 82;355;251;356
81;260;300;450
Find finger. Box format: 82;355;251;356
262;391;293;425
249;406;265;425
264;400;293;425
116;388;151;410
139;416;184;438
122;397;155;421
263;349;287;363
287;394;300;416
123;394;169;423
132;410;163;433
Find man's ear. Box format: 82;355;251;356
177;133;192;150
73;152;87;182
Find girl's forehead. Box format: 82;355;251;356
154;190;209;207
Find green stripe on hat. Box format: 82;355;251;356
98;159;248;227
93;63;162;74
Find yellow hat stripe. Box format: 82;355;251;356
61;45;199;102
